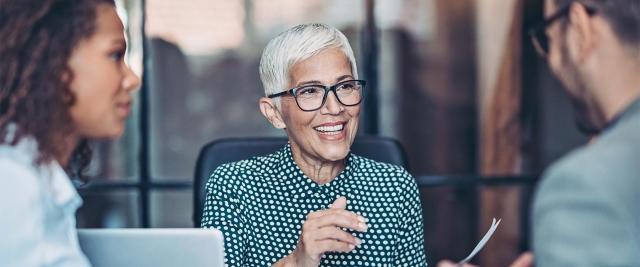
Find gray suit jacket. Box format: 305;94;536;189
533;100;640;266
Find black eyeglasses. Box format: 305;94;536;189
529;2;596;57
268;79;366;112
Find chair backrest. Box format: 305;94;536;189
193;136;408;227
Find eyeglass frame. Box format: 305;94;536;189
267;79;367;112
528;2;597;57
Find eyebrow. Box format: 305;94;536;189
111;38;127;49
294;74;354;87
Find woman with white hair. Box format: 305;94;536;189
201;23;427;266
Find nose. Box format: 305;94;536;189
122;64;140;92
320;90;344;115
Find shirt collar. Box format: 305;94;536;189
46;161;83;213
6;123;83;213
276;143;356;200
603;96;640;132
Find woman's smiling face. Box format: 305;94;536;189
279;48;361;163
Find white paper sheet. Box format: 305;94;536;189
456;218;501;266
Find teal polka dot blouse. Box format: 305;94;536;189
201;143;428;266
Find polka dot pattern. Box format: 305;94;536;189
201;143;427;266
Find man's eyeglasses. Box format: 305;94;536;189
529;2;596;57
268;79;366;112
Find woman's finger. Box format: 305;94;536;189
311;226;362;245
314;239;357;254
306;209;367;231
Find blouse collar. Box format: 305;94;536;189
276;143;356;200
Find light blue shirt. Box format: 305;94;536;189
0;131;90;267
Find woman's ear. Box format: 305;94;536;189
259;97;286;129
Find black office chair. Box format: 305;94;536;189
193;136;408;227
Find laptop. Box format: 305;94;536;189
77;228;224;267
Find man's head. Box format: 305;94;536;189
534;0;640;134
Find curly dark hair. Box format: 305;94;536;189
0;0;116;179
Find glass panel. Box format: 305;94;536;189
376;0;477;175
419;183;533;265
77;190;140;228
476;185;531;266
375;0;435;138
150;190;193;228
145;0;365;180
87;0;144;181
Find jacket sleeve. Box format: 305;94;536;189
533;164;640;267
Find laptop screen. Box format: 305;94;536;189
78;228;224;267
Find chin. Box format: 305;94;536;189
97;124;125;139
110;126;126;138
318;145;350;162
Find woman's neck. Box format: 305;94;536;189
56;134;79;168
290;144;346;185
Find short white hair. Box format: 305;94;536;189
259;23;358;106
